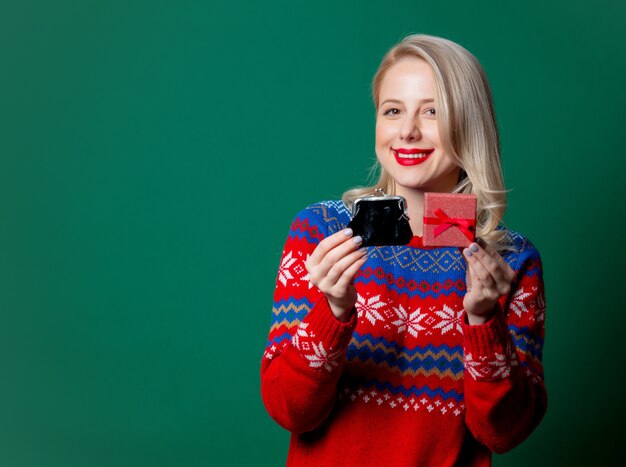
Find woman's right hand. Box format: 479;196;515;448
305;228;367;322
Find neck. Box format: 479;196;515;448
397;188;425;236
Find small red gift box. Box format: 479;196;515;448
423;192;477;247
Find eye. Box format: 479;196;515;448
424;108;436;117
383;108;400;116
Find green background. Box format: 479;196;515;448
1;0;624;465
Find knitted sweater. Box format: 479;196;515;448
261;201;547;466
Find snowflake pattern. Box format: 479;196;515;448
391;305;426;337
465;352;512;380
276;250;313;289
304;342;343;372
356;294;387;325
277;251;297;286
465;334;519;381
433;305;463;335
291;322;309;351
509;287;533;318
291;322;342;372
298;253;314;289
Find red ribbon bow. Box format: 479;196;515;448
424;208;475;241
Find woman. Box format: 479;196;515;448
261;34;546;466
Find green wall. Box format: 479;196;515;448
1;0;624;465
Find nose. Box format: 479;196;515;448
400;115;421;141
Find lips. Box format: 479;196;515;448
392;148;434;166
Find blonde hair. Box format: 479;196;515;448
343;34;509;249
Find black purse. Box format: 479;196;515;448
347;190;413;246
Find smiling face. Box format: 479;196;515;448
375;57;460;197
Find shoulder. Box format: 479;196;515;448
498;227;543;275
291;200;351;236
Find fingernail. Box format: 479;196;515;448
464;248;472;257
344;228;353;236
470;243;479;253
353;235;363;245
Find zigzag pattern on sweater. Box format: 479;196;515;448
309;200;349;228
348;360;463;381
272;298;313;316
340;378;464;403
266;298;311;346
269;319;300;338
347;335;464;378
509;324;544;360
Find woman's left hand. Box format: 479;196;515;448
462;240;516;325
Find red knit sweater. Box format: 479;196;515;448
261;201;547;466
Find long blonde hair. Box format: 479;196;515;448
343;34;508;248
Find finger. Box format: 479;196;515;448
477;240;515;278
324;248;367;285
333;255;368;291
469;243;501;278
468;263;500;303
463;247;496;290
309;239;364;287
307;230;362;282
476;238;499;259
307;228;355;266
465;261;479;295
464;249;508;302
469;243;515;291
320;233;364;271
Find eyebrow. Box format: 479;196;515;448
380;98;435;106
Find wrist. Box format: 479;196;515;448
465;313;490;326
329;301;355;322
464;305;497;326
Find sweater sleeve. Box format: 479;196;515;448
461;238;547;453
260;205;357;434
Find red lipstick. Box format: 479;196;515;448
392;148;434;166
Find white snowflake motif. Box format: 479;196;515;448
464;353;483;380
433;305;463;335
465;353;512;380
509;287;533;318
292;322;341;372
488;353;512;379
303;341;342;372
298;254;314;289
392;305;426;337
356;294;387;325
277;251;297;286
291;322;309;351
